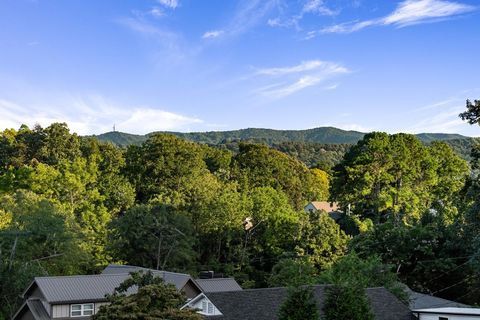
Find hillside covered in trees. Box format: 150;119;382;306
94;128;478;167
1;118;480;319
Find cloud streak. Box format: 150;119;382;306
157;0;179;9
202;30;224;39
313;0;475;35
0;95;203;135
202;0;279;39
268;0;338;30
254;60;349;98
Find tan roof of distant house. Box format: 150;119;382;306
309;201;339;212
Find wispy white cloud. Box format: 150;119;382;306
383;0;473;26
268;0;338;30
406;106;466;133
313;0;475;35
202;30;224;39
149;7;165;18
261;75;326;98
254;60;349;98
323;83;339;90
203;0;279;39
303;0;338;16
256;60;348;76
117;17;187;63
0;95;203;135
157;0;179;9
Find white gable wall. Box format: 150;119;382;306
185;295;222;316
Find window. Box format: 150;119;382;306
201;300;214;314
439;317;448;320
71;303;94;317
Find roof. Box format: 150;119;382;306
406;287;470;309
23;265;195;304
102;264;193;290
25;273;134;304
12;299;50;320
195;278;242;293
101;264;152;275
412;307;480;315
307;201;340;212
205;286;413;320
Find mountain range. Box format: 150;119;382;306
92;127;470;147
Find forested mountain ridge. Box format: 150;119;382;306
93;127;470;147
92;128;478;166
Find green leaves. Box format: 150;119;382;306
459;99;480;126
331;132;468;223
108;204;196;272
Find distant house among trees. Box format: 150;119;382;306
304;201;342;221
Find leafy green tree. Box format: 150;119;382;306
308;168;330;201
295;210;349;271
39;123;81;165
278;286;320;320
247;187;300;256
269;258;317;287
93;271;202;320
350;220;469;298
0;191;89;319
233;143;313;210
27;158;113;264
318;253;407;302
459;99;480;125
108;204;196;271
331;132;468;223
125;134;209;204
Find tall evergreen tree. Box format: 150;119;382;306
278;286;319;320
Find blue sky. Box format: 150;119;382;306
1;0;479;136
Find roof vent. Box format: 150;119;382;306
199;271;224;279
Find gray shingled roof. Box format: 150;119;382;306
206;286;413;320
406;288;470;309
195;278;242;293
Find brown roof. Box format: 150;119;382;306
309;201;339;212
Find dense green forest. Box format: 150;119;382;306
94;128;478;167
1;116;480;319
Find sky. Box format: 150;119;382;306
0;0;479;136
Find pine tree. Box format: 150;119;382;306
278;286;320;320
323;284;374;320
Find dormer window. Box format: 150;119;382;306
71;303;94;317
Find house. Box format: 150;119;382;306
101;264;202;298
202;285;414;320
11;264;242;320
182;278;243;316
406;287;470;310
412;307;480;319
304;201;343;221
